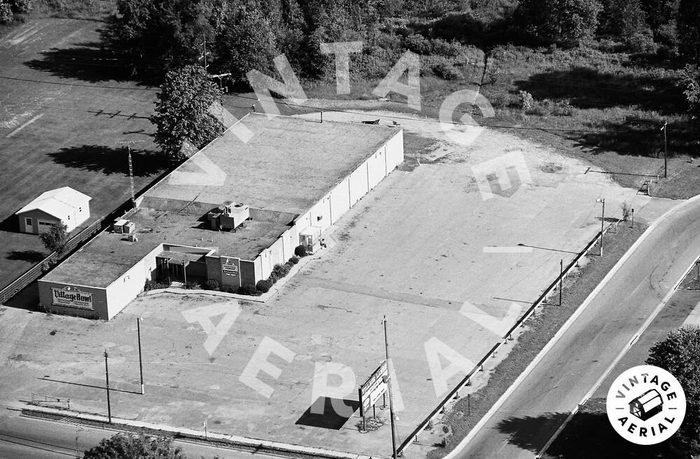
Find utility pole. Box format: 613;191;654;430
104;350;112;423
383;316;397;459
559;259;563;306
137;317;144;395
597;198;605;256
662;122;668;179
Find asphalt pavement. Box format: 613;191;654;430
448;196;700;458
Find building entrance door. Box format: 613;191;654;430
169;263;185;283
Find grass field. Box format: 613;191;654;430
0;19;252;292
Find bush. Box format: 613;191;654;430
431;58;463;80
83;432;184;459
627;30;656;53
204;279;220;291
144;280;168;291
185;281;201;290
223;286;237;294
0;2;13;22
237;285;257;295
621;202;632;221
272;263;290;279
519;90;535;111
256;279;273;293
294;245;307;257
284;261;295;270
290;256;300;265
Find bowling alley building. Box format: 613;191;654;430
38;113;404;319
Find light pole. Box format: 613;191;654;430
104;350;112;423
383;316;397;459
596;198;605;256
661;122;668;179
137;317;144;395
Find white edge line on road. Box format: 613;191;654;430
6;113;43;138
535;257;698;458
445;194;700;459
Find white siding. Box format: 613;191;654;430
329;177;351;224
349;163;369;206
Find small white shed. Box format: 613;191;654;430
16;187;92;234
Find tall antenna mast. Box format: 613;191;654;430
118;140;143;208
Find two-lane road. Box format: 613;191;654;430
450;196;700;458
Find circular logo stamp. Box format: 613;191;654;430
606;365;686;445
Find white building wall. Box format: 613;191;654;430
329;177;351;224
349;163;369;206
105;244;163;319
367;147;387;189
385;130;404;171
308;195;332;232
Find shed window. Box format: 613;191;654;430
25;218;32;226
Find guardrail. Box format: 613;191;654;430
396;219;623;455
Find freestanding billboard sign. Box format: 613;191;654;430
358;360;389;421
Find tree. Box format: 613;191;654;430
151;65;224;161
646;326;700;454
681;65;700;117
677;0;700;63
40;224;68;255
105;0;217;78
0;0;32;23
214;7;278;83
518;0;603;46
83;432;185;459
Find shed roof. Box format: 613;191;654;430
17;186;92;217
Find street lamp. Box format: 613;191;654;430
596;198;605;256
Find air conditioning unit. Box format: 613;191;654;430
299;227;322;255
113;219;128;233
216;201;249;231
114;219;136;234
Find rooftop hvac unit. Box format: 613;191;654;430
113;219;128;233
113;219;136;234
211;202;250;231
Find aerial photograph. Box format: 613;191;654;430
0;0;698;458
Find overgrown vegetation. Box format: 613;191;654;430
646;326;700;453
83;432;185;459
0;0;30;23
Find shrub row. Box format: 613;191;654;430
256;256;300;293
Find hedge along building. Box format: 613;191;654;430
38;113;404;319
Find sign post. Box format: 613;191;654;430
358;360;388;432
